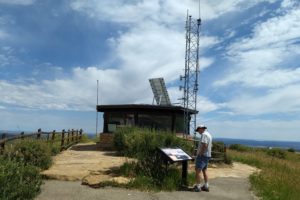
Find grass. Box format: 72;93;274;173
228;148;300;200
80;134;99;143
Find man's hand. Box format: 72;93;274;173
198;142;208;156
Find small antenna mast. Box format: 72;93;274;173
96;80;99;136
198;0;201;19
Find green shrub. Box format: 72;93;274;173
229;144;251;152
48;143;60;156
128;176;156;191
113;127;193;190
212;141;226;152
266;148;287;159
114;127;193;158
287;148;295;153
0;157;42;200
119;161;137;177
161;167;181;191
5;139;52;170
224;153;233;165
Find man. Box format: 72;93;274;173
193;125;212;192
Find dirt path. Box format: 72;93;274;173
38;143;259;200
41;143;130;181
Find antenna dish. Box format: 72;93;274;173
149;78;171;106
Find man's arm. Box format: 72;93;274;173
198;142;208;156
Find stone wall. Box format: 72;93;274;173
99;133;114;150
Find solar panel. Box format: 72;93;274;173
149;78;171;105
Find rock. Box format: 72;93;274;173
82;174;111;188
109;177;132;185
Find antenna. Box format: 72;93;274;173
96;80;99;136
180;9;201;138
149;78;171;106
198;0;201;19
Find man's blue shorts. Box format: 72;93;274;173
195;155;211;170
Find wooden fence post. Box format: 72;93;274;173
76;130;79;143
60;129;65;151
51;130;56;142
79;129;83;140
21;132;25;140
67;129;70;144
0;134;6;154
71;129;74;142
37;128;41;139
47;131;50;141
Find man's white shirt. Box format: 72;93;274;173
197;130;212;157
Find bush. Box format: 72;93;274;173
266;148;287;159
229;144;251;152
0;157;42;200
114;127;193;158
49;143;60;156
113;127;193;190
212;141;226;152
287;148;295;153
224;154;233;165
5;139;52;170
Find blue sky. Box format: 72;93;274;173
0;0;300;141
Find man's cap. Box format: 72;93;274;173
195;125;207;131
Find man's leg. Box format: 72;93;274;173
202;168;208;184
201;167;210;191
196;168;202;186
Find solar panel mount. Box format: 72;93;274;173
149;78;171;106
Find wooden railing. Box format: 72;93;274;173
0;128;83;154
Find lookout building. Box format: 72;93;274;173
97;104;197;149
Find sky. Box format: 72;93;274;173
0;0;300;141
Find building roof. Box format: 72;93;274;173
97;104;198;114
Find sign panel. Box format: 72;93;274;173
160;148;192;162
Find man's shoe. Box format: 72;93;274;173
193;185;201;192
201;186;209;192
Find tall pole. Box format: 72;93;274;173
180;12;201;139
96;80;99;137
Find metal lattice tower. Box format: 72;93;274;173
180;14;201;137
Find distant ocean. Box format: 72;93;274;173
214;138;300;152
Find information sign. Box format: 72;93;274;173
160;148;192;162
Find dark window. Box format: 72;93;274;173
107;112;135;132
174;113;184;133
138;114;172;131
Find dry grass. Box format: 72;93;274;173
229;149;300;200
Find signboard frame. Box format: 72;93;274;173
159;147;193;163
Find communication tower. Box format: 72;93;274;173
180;13;201;137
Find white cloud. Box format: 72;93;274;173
215;5;300;88
281;0;298;8
168;87;220;114
70;0;277;25
1;66;220;112
0;46;20;67
200;57;214;71
0;66;159;111
0;0;35;5
224;83;300;115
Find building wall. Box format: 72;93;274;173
103;111;184;133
